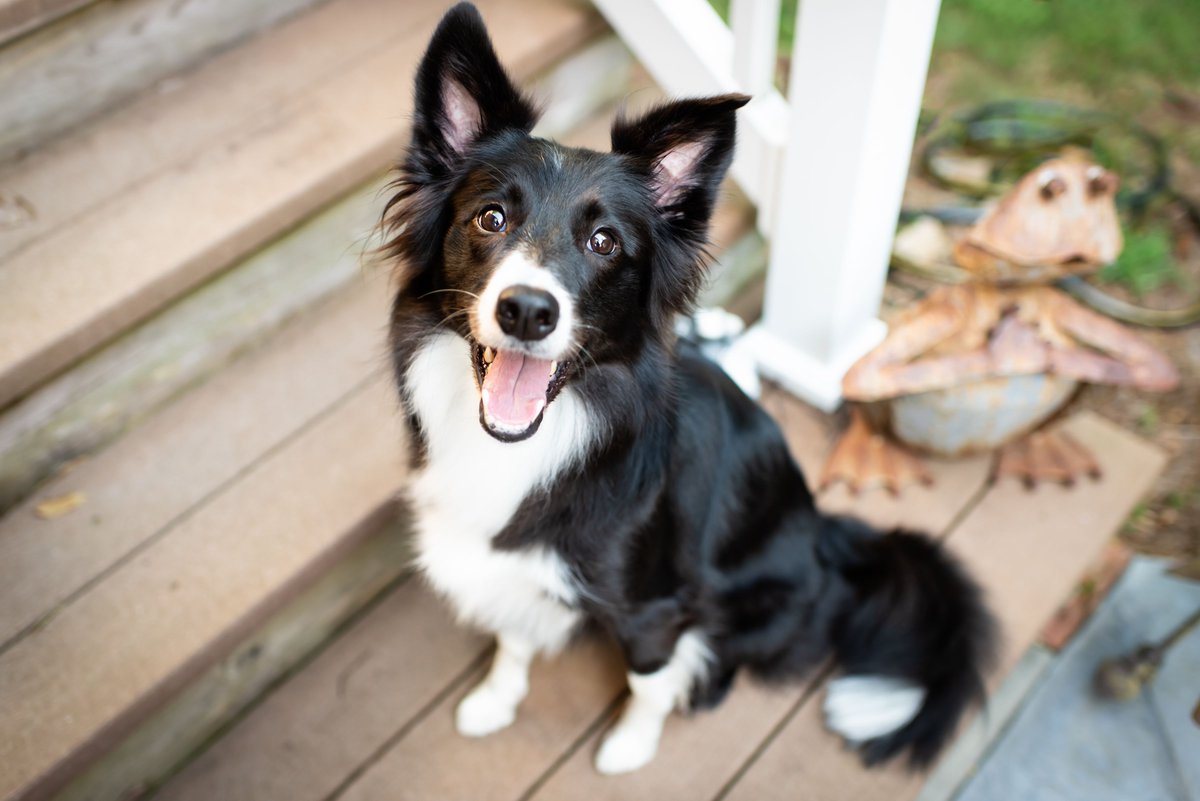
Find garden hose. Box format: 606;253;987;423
1056;276;1200;329
920;99;1170;217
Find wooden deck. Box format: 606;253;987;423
151;395;1165;801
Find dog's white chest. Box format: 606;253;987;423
404;332;595;648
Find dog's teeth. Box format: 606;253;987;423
483;347;495;364
550;361;558;373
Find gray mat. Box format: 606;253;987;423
956;557;1200;801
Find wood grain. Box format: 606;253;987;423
0;375;406;801
155;581;489;801
0;183;384;514
53;523;414;801
0;0;442;262
338;635;627;801
0;270;391;652
0;0;328;161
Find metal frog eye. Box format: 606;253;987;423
1086;165;1116;196
477;205;506;233
587;228;618;256
1037;169;1066;201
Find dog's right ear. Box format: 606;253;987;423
409;3;539;176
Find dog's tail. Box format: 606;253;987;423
816;517;997;767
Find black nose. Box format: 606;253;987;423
496;285;559;341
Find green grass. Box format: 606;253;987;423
934;0;1200;90
1099;224;1181;297
709;0;1200;90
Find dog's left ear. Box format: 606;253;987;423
611;94;750;235
410;2;539;176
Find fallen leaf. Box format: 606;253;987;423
35;491;86;520
1040;539;1132;650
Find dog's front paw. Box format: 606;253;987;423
594;717;661;775
456;684;518;737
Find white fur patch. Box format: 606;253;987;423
406;330;595;652
823;675;926;742
474;249;576;361
595;630;713;774
456;635;535;737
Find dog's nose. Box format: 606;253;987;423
496;285;559;341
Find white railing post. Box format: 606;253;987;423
730;0;781;96
740;0;941;411
589;0;788;229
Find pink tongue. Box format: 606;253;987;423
482;349;553;429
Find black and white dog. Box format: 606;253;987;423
384;2;995;775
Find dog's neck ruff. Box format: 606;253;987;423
403;330;596;646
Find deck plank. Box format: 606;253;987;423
155;580;488;801
719;412;1166;801
338;635;626;801
528;677;800;801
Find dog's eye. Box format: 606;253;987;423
588;229;617;256
477;206;506;233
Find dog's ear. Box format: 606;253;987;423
410;2;539;175
611;94;750;234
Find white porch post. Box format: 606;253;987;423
742;0;941;411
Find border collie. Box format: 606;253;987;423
383;2;995;775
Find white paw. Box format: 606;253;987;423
594;719;661;775
455;684;517;737
823;675;925;742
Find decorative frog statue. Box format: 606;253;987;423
820;158;1179;494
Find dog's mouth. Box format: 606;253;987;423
472;341;571;442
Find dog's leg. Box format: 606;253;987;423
456;633;534;737
595;630;712;774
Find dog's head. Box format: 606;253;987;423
386;2;747;443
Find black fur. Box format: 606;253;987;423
385;2;996;767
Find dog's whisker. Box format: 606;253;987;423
572;342;601;373
420;288;482;301
435;308;474;329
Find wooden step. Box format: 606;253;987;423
0;184;382;514
0;0;327;162
149;400;1164;801
0;269;405;801
0;0;604;411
